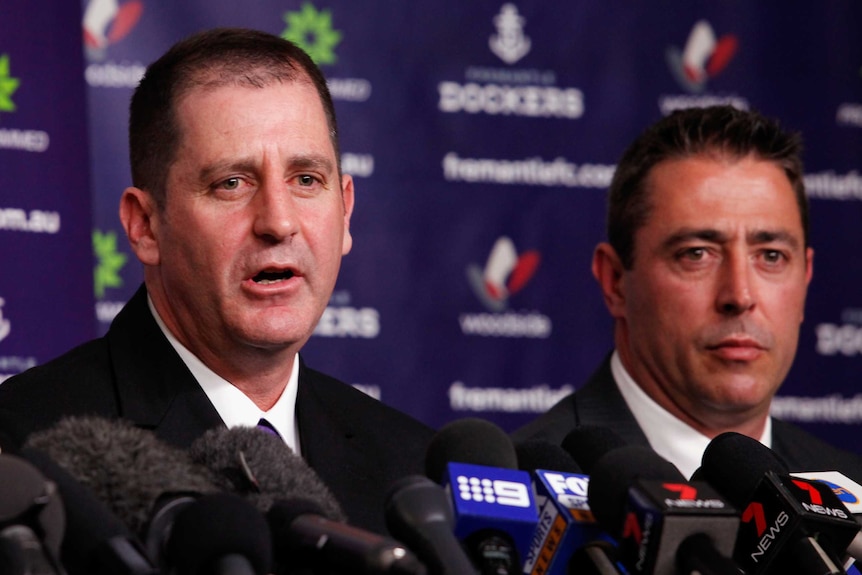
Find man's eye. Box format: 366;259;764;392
763;250;784;264
219;178;241;190
298;175;316;186
682;247;706;260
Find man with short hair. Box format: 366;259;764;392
514;105;862;480
0;28;433;534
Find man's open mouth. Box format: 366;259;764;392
252;269;295;284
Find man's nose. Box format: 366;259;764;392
252;180;299;242
716;252;756;315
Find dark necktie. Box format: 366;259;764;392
256;418;282;439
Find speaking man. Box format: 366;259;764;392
0;28;433;534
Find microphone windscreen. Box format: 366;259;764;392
166;491;272;575
24;416;217;536
561;425;628;475
0;453;65;559
515;439;582;473
425;417;517;483
19;446;149;575
699;431;788;507
188;425;345;521
587;445;684;537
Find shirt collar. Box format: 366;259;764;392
611;350;771;479
147;296;301;454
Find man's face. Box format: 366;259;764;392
142;79;353;364
609;154;812;429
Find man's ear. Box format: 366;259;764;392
592;242;627;318
340;174;354;256
119;187;160;266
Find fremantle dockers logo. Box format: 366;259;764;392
489;4;531;65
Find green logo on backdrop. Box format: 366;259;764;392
93;229;128;298
281;3;342;65
0;54;20;113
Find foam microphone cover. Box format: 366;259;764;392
425;417;518;482
697;431;789;507
587;445;685;538
561;425;628;475
515;440;582;473
25;416;217;536
18;446;157;575
188;425;344;520
166;491;272;575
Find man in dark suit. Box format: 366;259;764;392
0;28;433;535
514;106;862;481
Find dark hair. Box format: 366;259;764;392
607;105;808;269
128;27;339;207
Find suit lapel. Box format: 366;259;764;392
106;286;223;448
296;365;384;527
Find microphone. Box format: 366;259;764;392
24;415;218;537
165;491;272;575
587;444;740;575
698;432;862;574
0;534;28;575
17;446;158;575
0;453;67;574
191;425;426;575
188;425;344;519
424;418;537;575
515;436;621;575
268;497;427;575
384;474;478;575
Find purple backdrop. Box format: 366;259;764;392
3;0;861;455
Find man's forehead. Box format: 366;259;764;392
639;155;805;239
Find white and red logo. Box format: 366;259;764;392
83;0;143;60
467;236;540;312
666;20;737;93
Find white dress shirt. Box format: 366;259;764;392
148;297;301;455
611;350;770;479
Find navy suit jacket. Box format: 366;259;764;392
512;354;862;481
0;285;434;534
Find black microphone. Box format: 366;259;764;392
165;491;272;575
190;425;426;575
587;444;740;575
424;418;537;575
385;474;478;575
0;453;66;574
17;446;158;575
514;437;622;575
698;432;861;575
0;533;28;575
560;425;628;476
268;497;426;575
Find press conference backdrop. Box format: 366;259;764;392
1;1;861;453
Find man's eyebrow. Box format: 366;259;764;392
661;228;727;250
197;154;336;183
660;228;802;250
747;229;801;249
